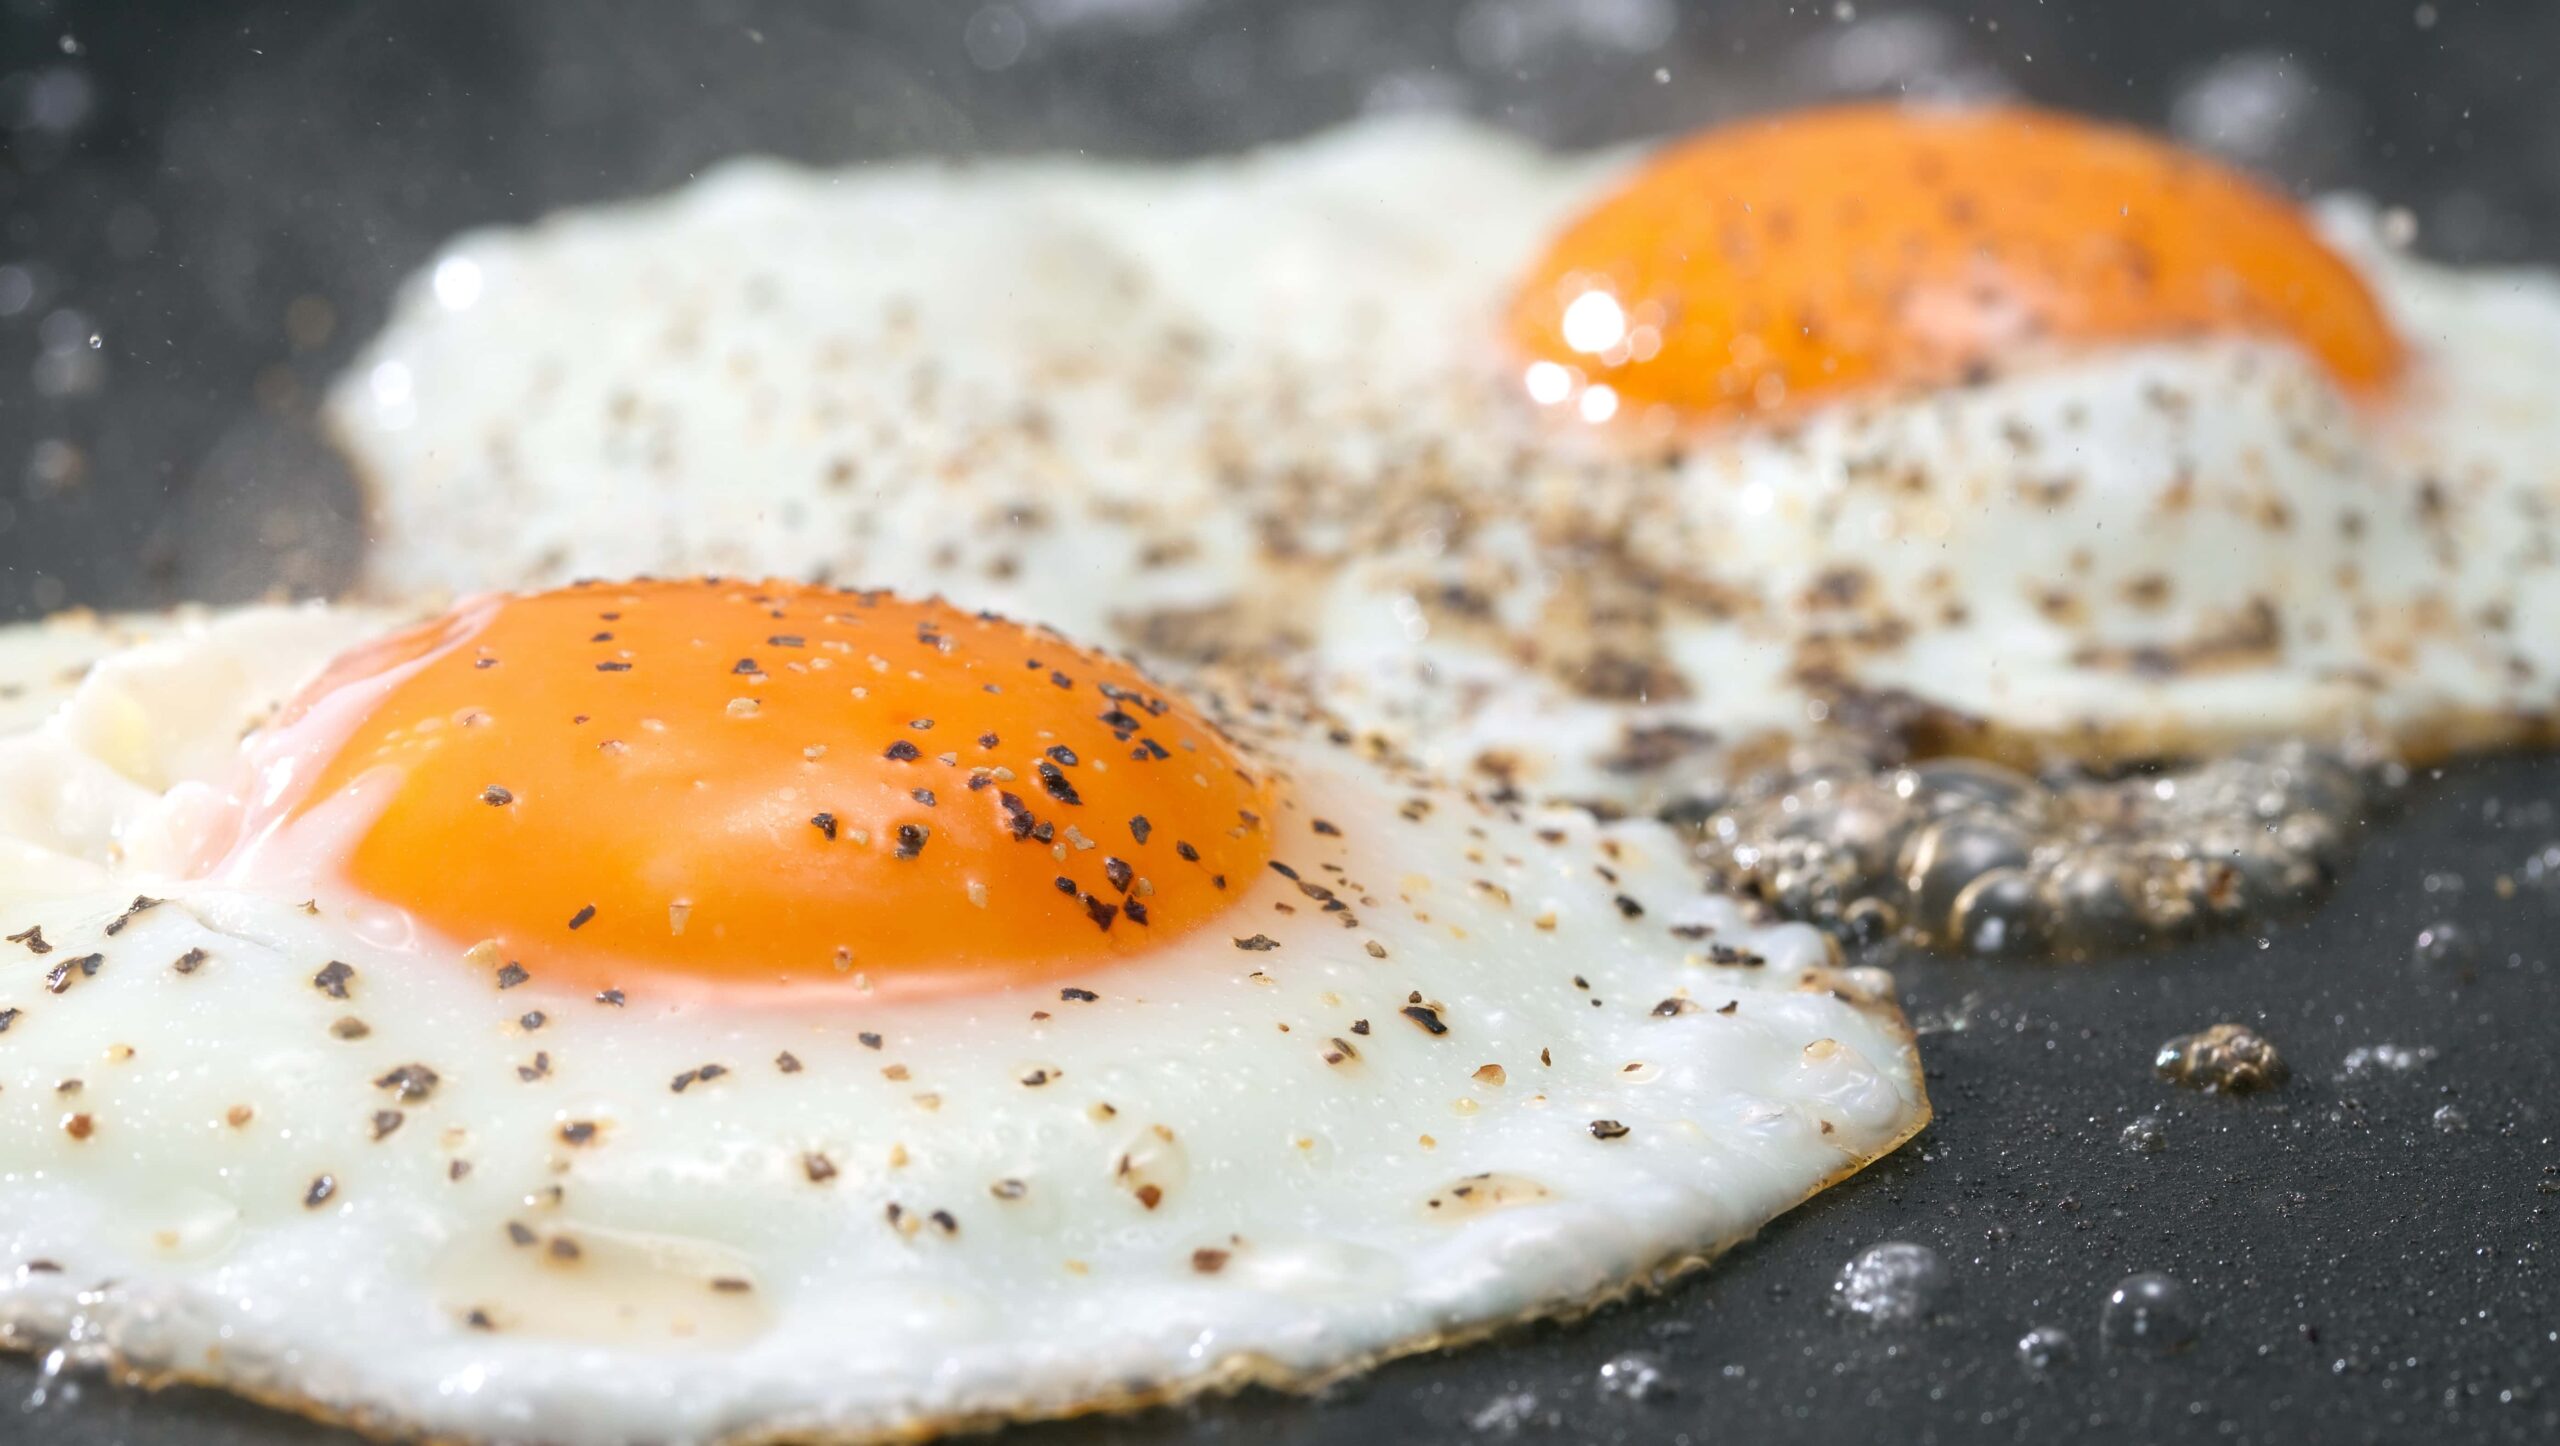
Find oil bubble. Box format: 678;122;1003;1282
2120;1114;2167;1154
1693;740;2374;962
2017;1323;2075;1377
1468;1390;1545;1434
1595;1351;1672;1401
2101;1273;2199;1355
2411;921;2473;969
1831;1240;1948;1326
2431;1103;2469;1134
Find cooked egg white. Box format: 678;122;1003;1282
0;592;1923;1445
330;114;2560;809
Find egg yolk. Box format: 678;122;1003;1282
1508;103;2405;421
208;581;1275;1001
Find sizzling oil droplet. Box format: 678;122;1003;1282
1595;1351;1672;1401
2120;1114;2168;1154
2101;1273;2200;1355
1831;1240;1948;1326
2017;1323;2076;1377
2411;920;2473;969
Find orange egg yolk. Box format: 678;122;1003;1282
207;581;1275;1001
1508;102;2405;421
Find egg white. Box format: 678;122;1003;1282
329;116;2560;808
0;603;1923;1444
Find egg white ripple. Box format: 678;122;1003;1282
330;117;2560;808
0;605;1924;1445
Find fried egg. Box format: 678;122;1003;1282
330;105;2560;810
0;580;1923;1443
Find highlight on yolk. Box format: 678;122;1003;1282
204;581;1276;1001
1508;103;2406;423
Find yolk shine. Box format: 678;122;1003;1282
1508;103;2405;421
217;581;1275;1000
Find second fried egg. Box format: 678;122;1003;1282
329;106;2560;812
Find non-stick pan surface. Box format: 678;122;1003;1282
3;3;2556;1443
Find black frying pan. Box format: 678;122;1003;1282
4;2;2557;1442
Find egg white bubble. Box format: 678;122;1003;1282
331;117;2560;808
0;604;1924;1444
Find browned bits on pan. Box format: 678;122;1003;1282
7;924;51;954
1060;987;1098;1003
304;1174;337;1207
595;661;631;673
1129;815;1152;844
173;947;208;974
1191;1248;1231;1274
1589;1120;1632;1140
1235;934;1280;952
803;1152;839;1183
857;1031;883;1050
2155;1022;2289;1094
884;739;922;762
495;962;530;990
595;988;626;1006
371;1110;405;1141
312;960;356;999
775;1051;803;1074
480;786;514;806
330;1016;370;1040
1401;1003;1449;1035
810;813;838;841
558;1120;599;1146
517;1051;553;1081
1135;1184;1164;1210
567;904;596;930
1614;894;1646;918
61;1113;93;1141
1652;997;1702;1017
